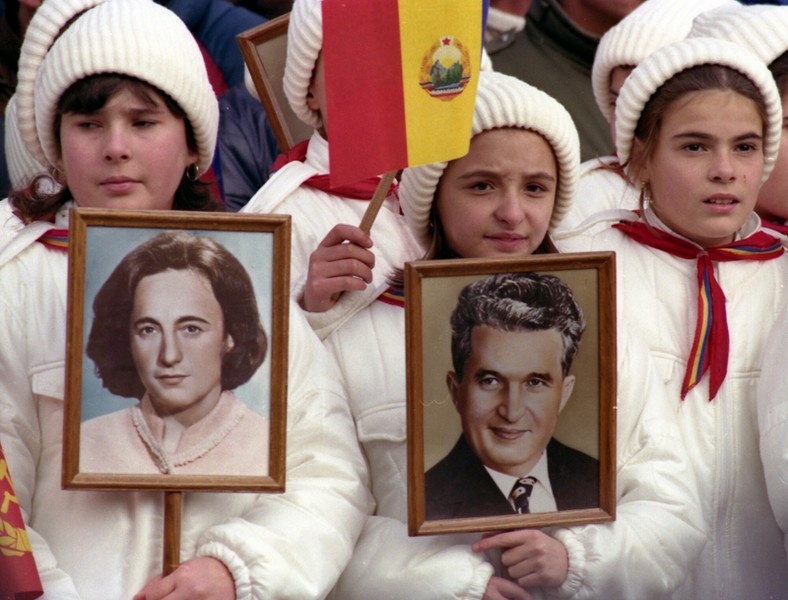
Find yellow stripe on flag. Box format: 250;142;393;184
399;0;482;168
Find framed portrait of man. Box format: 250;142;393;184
63;208;290;492
406;253;617;535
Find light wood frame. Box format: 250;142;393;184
406;253;617;535
63;208;290;492
237;13;313;152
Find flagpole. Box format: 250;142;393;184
359;170;397;234
163;491;182;576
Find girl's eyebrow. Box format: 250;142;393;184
672;131;763;142
124;104;167;116
456;169;556;183
132;315;212;328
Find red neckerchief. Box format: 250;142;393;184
762;218;788;236
376;286;404;308
271;140;397;200
612;218;783;401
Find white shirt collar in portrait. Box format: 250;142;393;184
485;451;557;513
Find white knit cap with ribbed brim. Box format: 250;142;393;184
690;4;788;66
615;37;782;183
399;71;580;248
284;0;323;129
5;94;48;188
16;0;218;175
592;0;736;123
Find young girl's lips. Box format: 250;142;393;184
486;233;527;252
100;177;139;194
703;195;740;213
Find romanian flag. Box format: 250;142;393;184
0;441;43;599
322;0;486;186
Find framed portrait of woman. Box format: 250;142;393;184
63;208;290;492
405;253;617;535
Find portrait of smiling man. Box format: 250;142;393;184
425;272;599;521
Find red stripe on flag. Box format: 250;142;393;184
0;442;43;599
323;0;408;186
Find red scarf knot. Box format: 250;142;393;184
612;219;783;401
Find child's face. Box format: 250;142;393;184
436;127;557;259
58;88;197;211
306;53;328;135
637;89;764;247
755;92;788;222
130;268;231;427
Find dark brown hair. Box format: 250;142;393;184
10;74;215;222
769;51;788;99
86;231;267;399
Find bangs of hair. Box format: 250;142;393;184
628;64;768;184
55;74;198;154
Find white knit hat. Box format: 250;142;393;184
283;0;323;129
399;71;580;247
689;4;788;66
4;94;49;189
15;0;218;175
592;0;736;123
615;37;782;183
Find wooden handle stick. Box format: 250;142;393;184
358;170;397;234
163;491;182;576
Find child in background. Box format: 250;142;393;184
556;0;734;232
319;70;703;600
241;0;422;340
555;37;788;598
0;1;370;597
690;3;788;235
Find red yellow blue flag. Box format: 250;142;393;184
0;441;43;599
322;0;487;187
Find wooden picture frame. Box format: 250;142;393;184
406;253;617;535
63;208;290;492
237;13;313;152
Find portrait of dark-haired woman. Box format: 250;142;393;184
81;230;270;476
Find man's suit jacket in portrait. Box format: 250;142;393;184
424;434;599;521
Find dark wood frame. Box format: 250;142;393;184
406;253;617;535
237;13;313;152
63;208;290;492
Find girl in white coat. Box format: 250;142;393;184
307;70;705;600
555;36;788;599
0;1;369;598
688;4;788;564
556;0;734;233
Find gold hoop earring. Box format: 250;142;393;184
639;181;652;212
186;163;200;181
